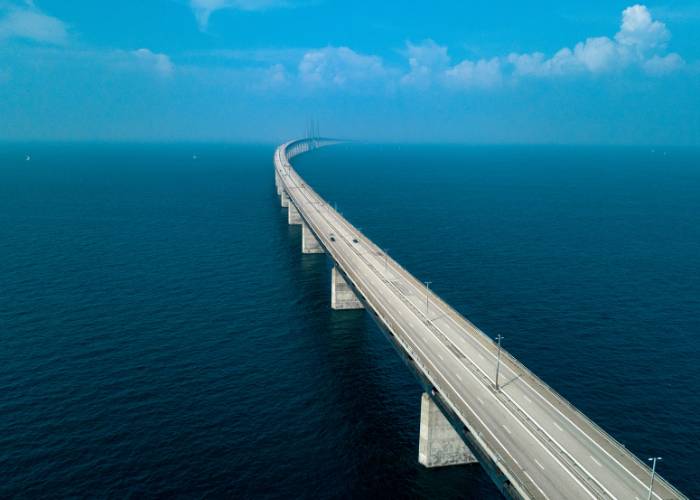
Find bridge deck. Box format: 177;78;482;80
275;140;686;500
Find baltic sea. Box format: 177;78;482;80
1;143;698;498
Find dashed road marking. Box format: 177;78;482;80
535;459;545;470
502;424;512;434
591;456;602;467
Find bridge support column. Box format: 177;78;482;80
280;190;289;208
275;172;282;195
302;223;324;254
419;393;477;468
288;203;302;225
331;266;363;310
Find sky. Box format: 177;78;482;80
0;0;698;144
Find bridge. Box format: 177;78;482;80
273;138;687;500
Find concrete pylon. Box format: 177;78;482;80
302;222;324;253
331;266;363;310
288;203;302;225
418;393;477;467
280;190;289;208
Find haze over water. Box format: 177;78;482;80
1;143;699;498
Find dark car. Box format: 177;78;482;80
352;238;358;243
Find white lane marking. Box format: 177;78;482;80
378;280;626;500
326;197;663;498
438;354;444;361
456;374;462;382
554;422;563;432
535;459;545;470
591;456;602;467
412;298;668;500
502;424;512;435
280;155;596;500
477;397;484;405
523;395;531;403
309;221;595;499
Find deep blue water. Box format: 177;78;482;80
1;143;698;498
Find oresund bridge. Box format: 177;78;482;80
274;138;686;500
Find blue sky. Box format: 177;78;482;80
0;0;698;144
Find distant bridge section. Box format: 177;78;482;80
274;138;686;500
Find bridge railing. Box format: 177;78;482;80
277;139;685;500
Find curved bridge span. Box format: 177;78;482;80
274;139;686;500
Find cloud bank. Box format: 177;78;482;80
278;4;685;93
507;4;683;78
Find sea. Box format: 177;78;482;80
1;142;698;499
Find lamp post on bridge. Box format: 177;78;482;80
495;334;504;391
647;457;662;500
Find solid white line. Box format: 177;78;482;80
279;152;597;500
319;189;668;499
327;245;572;499
402;282;668;500
363;266;623;500
310;208;595;498
354;259;614;500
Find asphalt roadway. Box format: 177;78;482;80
274;141;686;500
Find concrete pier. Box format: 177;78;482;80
302;222;324;253
275;173;282;195
288;203;302;225
331;266;363;310
418;393;477;468
280;190;289;208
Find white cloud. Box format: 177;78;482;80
642;53;684;75
444;57;502;88
573;36;618;73
507;4;682;78
131;48;174;77
400;39;450;87
400;40;503;90
615;4;670;53
298;46;386;88
0;1;68;44
190;0;290;29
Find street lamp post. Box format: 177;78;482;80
495;334;504;391
424;281;432;316
647;457;662;500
